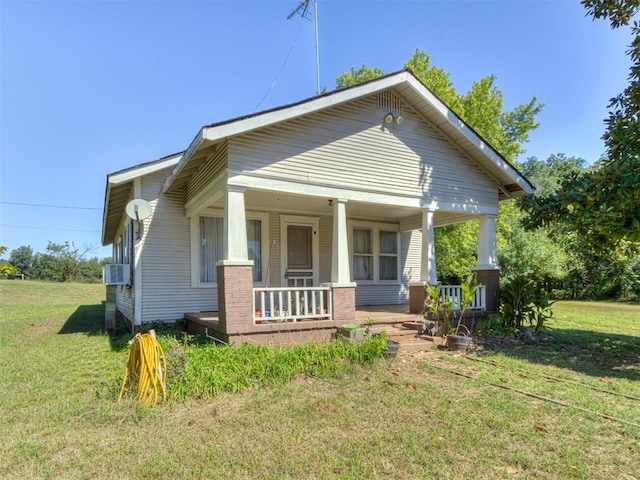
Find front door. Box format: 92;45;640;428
280;215;319;287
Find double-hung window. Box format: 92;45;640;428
351;224;399;282
195;214;264;285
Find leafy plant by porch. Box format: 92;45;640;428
499;276;557;331
423;272;482;338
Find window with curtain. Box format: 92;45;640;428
353;229;373;280
247;219;262;282
379;230;398;280
200;217;262;283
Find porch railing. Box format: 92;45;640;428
253;286;332;323
440;285;486;311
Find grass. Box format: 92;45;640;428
1;280;639;479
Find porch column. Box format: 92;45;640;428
326;198;356;325
223;185;249;262
331;198;351;284
217;186;254;333
409;208;437;313
472;214;500;313
476;214;498;270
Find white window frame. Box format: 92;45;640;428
113;220;133;265
190;209;269;288
348;220;401;285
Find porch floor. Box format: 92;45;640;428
184;305;444;352
185;304;419;328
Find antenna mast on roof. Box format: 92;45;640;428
287;0;320;95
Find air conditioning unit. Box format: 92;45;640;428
103;264;130;286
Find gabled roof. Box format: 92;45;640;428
101;152;182;245
162;69;534;197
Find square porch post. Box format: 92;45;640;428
409;208;437;313
217;186;254;333
472;214;500;313
326;198;356;324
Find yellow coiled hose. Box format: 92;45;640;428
118;331;167;406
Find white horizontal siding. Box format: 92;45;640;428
139;169;219;323
355;284;408;305
115;286;134;322
228;95;498;207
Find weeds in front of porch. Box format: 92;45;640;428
139;333;389;401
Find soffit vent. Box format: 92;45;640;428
377;91;403;116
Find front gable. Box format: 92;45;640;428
163;70;533;211
227;91;498;208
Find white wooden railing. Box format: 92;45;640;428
253;287;332;323
440;285;486;311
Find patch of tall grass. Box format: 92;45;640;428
103;332;389;402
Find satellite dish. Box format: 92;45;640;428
126;199;152;222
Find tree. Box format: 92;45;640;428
9;245;33;276
0;246;19;275
335;65;384;89
521;1;640;252
46;242;94;282
519;153;588;196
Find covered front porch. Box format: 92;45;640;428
178;177;501;346
185;282;488;346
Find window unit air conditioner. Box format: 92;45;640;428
103;264;130;286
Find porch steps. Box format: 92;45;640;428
371;324;443;353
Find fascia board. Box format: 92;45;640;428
201;72;412;144
404;76;534;195
108;154;182;186
162;130;205;193
101;180;112;246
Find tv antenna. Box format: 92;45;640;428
287;0;320;95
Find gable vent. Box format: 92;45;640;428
377;91;403;116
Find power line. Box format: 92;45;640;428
0;224;100;233
0;201;101;211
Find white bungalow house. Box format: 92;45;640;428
101;69;534;344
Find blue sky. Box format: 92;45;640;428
0;0;632;260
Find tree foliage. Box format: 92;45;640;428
521;0;640;251
0;246;19;275
6;242;108;282
335;65;385;89
9;245;33;276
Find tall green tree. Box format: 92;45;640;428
521;0;640;252
9;245;34;276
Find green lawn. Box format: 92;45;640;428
1;280;638;479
